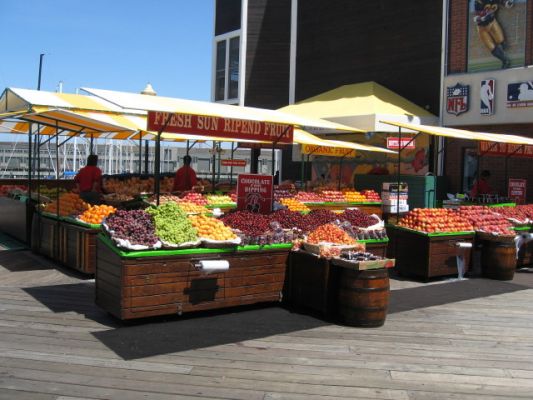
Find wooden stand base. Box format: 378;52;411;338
95;238;290;320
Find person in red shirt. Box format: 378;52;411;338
470;170;493;198
74;154;103;204
172;155;197;192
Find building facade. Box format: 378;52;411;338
443;0;533;200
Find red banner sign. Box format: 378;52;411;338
236;174;273;214
147;111;294;144
387;137;416;149
479;141;533;158
508;179;527;204
221;159;246;167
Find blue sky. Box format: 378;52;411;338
0;0;214;100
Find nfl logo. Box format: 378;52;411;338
446;83;469;115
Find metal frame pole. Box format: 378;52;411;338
211;141;216;193
138;132;142;174
26;123;33;246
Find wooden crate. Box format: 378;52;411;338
286;251;338;316
95;238;290;320
390;226;474;281
59;221;98;275
366;241;388;258
31;214;60;260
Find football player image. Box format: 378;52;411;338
473;0;514;68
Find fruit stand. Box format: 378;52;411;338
96;235;291;320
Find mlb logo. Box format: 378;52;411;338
480;79;495;115
446;83;469;115
507;81;533;108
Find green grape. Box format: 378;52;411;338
146;202;198;244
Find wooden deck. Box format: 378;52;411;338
1;247;533;399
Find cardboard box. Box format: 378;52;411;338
382;199;408;206
382;182;408;192
382;191;408;200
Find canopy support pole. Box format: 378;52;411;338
90;134;94;155
271;126;291;177
26;122;33;246
55;120;60;259
138;132;142;174
186;140;190;156
230;142;236;185
303;145;321;192
144;140;149;174
154;114;174;205
504;144;525;199
211;142;217;193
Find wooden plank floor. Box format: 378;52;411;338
1;248;533;399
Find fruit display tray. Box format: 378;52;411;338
392;225;475;237
95;235;291;320
98;234;292;259
388;225;474;281
62;216;101;230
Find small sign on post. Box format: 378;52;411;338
237;174;273;214
508;178;526;204
386;137;416;149
221;159;247;167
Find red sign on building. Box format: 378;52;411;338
147;111;294;144
508;179;527;204
221;159;247;167
386;137;416;149
479;141;533;158
236;174;273;214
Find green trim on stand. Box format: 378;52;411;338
98;234;292;259
390;224;475;237
206;203;236;209
357;238;389;244
513;226;532;232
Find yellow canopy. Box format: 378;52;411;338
279;82;437;132
81;87;361;135
381;120;533;146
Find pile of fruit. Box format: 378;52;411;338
206;194;235;205
398;208;474;233
456;206;514;235
36;186;67;200
188;214;237;241
343;191;367;202
493;205;533;224
178;202;209;214
43;193;89;216
320;190;346;203
106;209;159;247
103;176;174;196
269;209;306;230
147;194;181;205
221;211;270;237
295;191;324;203
79;204;116;225
307;224;356;245
280;198;310;212
181;192;208;206
103;193;133;202
362;190;381;201
304;209;339;231
146;202;198;245
274;188;294;202
339;209;379;228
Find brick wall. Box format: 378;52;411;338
448;0;468;74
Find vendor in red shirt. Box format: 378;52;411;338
74;154;102;204
470;170;493;198
172;155;197;192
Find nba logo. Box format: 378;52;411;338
480;79;495;115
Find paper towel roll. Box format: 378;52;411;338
198;260;229;274
456;242;472;248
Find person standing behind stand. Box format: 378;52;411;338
74;154;102;204
172;155;197;193
470;170;494;199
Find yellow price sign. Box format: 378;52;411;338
301;144;356;158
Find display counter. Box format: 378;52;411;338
388;225;474;281
95;235;292;320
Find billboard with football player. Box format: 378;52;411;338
467;0;526;72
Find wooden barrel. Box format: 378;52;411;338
481;240;516;281
337;268;390;327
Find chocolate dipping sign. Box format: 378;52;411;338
236;174;274;214
147;111;294;144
